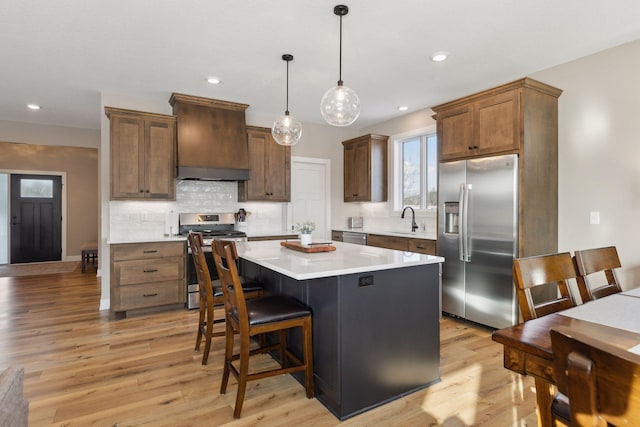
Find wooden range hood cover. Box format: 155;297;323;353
169;93;250;180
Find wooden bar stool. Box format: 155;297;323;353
188;233;263;365
213;240;314;418
81;242;98;273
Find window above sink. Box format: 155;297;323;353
391;126;438;213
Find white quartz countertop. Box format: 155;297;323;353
333;227;437;241
236;240;444;281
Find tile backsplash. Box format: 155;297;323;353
109;180;287;240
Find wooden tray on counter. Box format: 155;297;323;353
280;240;336;253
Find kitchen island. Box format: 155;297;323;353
235;240;444;420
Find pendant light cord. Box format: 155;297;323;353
338;14;343;85
285;59;290;115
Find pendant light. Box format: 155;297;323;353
272;54;302;146
320;4;360;127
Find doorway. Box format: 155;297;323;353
290;157;331;240
10;174;62;263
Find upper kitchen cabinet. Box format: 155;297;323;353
106;107;177;200
238;126;291;202
169;93;250;180
432;78;562;162
343;134;389;202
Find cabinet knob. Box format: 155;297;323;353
139;189;144;192
468;146;473;150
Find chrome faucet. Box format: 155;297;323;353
401;206;418;232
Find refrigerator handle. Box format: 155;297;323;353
463;184;471;262
458;184;465;262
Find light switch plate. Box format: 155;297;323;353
590;211;600;225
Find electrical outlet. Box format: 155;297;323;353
590;211;600;225
358;275;374;288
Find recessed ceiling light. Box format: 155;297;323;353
206;76;221;85
27;104;41;110
430;52;449;62
398;106;409;111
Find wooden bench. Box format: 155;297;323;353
81;242;98;273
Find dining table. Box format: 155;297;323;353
492;289;640;427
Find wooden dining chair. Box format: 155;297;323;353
187;232;263;365
574;246;622;303
513;252;578;321
212;240;314;418
550;326;640;426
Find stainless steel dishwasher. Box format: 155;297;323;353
342;231;367;245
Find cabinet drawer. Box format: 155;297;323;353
115;280;184;310
367;234;408;251
111;241;184;261
331;231;343;242
115;257;184;285
408;239;436;255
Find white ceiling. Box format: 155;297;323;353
2;0;640;131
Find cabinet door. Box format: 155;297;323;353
438;105;474;161
111;116;145;199
264;134;290;201
144;118;176;199
243;129;268;200
240;127;291;201
474;91;520;156
344;140;370;202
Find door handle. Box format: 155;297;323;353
458;185;465;262
463;184;471;262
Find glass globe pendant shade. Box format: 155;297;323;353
272;112;302;146
320;82;360;126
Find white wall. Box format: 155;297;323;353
0;119;100;148
531;38;640;287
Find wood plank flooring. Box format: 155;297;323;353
0;268;539;426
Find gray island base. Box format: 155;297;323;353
237;240;444;420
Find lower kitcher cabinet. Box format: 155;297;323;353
110;241;185;320
367;234;437;255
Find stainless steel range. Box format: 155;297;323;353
180;212;247;309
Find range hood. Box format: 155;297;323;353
169;93;250;180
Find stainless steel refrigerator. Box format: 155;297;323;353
438;154;519;329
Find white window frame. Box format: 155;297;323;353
391;125;437;213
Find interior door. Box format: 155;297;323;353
10;174;62;263
291;158;330;240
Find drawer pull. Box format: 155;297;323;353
143;250;158;254
143;293;158;297
143;268;158;273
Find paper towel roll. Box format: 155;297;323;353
165;211;179;235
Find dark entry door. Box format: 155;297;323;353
10;174;62;263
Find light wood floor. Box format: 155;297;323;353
0;267;539;426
